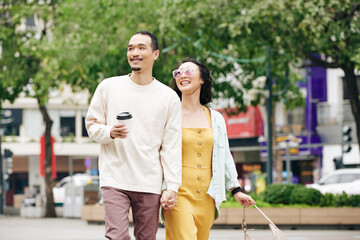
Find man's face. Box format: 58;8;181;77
127;34;159;72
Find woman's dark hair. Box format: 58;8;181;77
134;31;159;51
171;58;213;105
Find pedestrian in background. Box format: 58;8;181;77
86;31;182;240
162;58;256;240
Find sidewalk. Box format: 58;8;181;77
1;215;360;240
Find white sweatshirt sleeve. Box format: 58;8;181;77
159;96;182;193
85;83;113;144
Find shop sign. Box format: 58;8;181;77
218;106;263;139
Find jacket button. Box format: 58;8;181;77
198;141;202;145
198;164;201;168
197;129;201;133
196;190;200;193
198;153;201;157
197;177;201;181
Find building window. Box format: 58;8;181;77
1;109;22;136
60;117;75;137
288;107;305;135
3;125;20;136
278;107;305;135
288;107;305;125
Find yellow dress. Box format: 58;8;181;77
164;106;215;240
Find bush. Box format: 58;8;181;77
334;192;352;207
224;184;360;208
290;186;323;206
348;194;360;207
319;193;335;207
263;184;299;204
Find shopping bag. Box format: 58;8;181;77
242;205;287;240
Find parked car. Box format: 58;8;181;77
306;168;360;195
53;174;99;206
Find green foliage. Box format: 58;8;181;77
348;194;360;207
334;192;352;207
227;184;360;208
2;0;358;111
290;186;323;206
263;184;300;204
319;193;336;207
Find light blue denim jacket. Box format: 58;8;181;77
207;108;241;219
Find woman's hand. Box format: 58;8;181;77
160;189;177;211
234;192;256;208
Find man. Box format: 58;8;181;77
86;31;181;240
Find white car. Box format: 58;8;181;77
306;168;360;195
53;174;99;205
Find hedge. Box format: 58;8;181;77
225;184;360;207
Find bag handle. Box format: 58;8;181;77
253;205;277;228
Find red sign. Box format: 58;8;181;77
217;106;263;139
39;136;57;179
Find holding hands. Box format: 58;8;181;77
160;190;177;211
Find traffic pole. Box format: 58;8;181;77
265;46;273;185
0;132;3;215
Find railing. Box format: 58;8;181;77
317;100;354;125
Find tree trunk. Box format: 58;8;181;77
272;104;283;184
341;62;360;153
38;99;56;218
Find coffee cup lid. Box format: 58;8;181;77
117;112;133;120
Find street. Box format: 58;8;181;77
0;216;359;240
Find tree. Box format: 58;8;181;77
1;0;64;217
0;1;39;110
226;0;360;152
158;0;360;182
53;0;171;93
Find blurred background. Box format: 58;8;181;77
0;0;359;226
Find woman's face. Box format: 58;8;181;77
173;62;204;95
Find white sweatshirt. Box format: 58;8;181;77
85;75;182;194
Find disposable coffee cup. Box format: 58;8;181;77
116;112;133;133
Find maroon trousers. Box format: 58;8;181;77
101;186;161;240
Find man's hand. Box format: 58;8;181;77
160;189;177;211
234;192;256;208
110;124;129;139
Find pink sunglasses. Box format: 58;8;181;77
172;68;196;79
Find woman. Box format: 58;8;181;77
162;58;256;239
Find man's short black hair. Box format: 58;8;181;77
134;31;159;51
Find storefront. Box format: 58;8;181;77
218;106;265;192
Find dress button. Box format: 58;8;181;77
198;153;201;157
197;129;201;133
198;164;201;168
196;190;200;193
197;177;201;181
